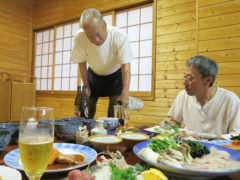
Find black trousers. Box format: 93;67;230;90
87;68;122;118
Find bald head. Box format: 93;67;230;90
80;8;103;27
80;8;107;46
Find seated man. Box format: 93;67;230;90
169;55;240;136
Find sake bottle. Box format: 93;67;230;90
74;85;82;117
81;86;88;118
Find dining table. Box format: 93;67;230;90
1;138;240;180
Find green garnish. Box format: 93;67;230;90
110;163;138;180
148;138;177;153
180;140;210;158
135;163;149;173
230;134;240;140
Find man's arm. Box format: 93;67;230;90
119;63;131;107
79;62;91;97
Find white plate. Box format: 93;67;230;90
90;136;121;143
195;132;218;139
144;126;175;134
0;166;22;180
4;143;97;173
120;133;148;140
221;133;239;140
133;140;240;179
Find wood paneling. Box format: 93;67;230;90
201;49;240;62
0;75;11;122
157;0;194;8
199;0;232;7
157;21;195;35
199;37;240;52
157;31;196;44
33;0;240;128
157;50;196;62
32;0;152;30
157;1;195;17
156;40;196;53
198;0;240;101
199;11;240;29
157;12;196;26
199;1;240;18
199;24;240;41
0;0;33;76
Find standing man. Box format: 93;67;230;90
70;8;134;118
169;55;240;135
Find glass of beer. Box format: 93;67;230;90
19;107;54;180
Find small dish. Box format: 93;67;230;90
98;117;118;130
119;133;149;149
88;135;122;152
0;166;22;180
196;132;218;139
55;120;83;139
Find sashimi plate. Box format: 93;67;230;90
133;140;240;179
4;143;97;173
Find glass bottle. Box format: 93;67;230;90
117;96;144;110
81;86;88;118
91;120;107;136
74;86;82;117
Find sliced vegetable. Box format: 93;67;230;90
48;149;59;165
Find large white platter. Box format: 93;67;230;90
4;143;97;173
133;140;240;179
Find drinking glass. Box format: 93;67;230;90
114;105;124;126
19;107;54;180
123;107;131;128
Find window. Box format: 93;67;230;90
54;23;79;91
34;22;80;91
115;5;153;92
35;29;54;91
34;4;154;99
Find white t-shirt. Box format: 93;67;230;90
70;25;134;75
168;87;240;135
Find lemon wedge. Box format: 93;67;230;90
142;168;168;180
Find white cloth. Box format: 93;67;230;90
70;25;134;75
168;87;240;135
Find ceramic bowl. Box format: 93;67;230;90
62;117;86;123
118;133;149;149
82;119;96;130
98;117;118;130
55;120;83;140
88;135;122;152
0;123;19;136
0;122;19;144
0;130;11;151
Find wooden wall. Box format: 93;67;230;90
0;0;33;76
34;0;240;127
32;0;152;30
